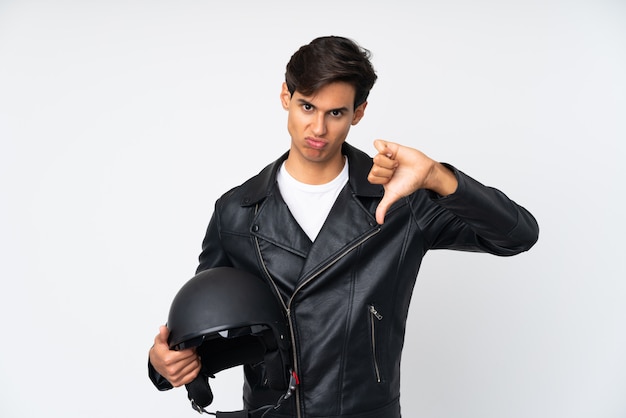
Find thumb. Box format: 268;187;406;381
375;192;397;225
156;325;170;346
373;139;395;158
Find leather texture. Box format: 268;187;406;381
150;142;539;418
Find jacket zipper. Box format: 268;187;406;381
255;223;381;418
253;203;289;313
369;304;383;383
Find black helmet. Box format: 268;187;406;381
167;267;292;413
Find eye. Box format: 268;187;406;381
302;103;313;112
330;110;343;117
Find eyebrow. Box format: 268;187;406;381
296;99;350;114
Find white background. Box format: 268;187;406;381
1;1;625;417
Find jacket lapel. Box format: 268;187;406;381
244;142;385;286
252;189;312;258
298;184;380;282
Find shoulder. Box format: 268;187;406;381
216;151;288;209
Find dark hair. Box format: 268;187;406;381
285;36;377;108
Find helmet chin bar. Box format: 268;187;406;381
189;370;299;417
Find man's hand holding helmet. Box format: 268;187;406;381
149;325;201;387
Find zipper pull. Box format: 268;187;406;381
283;369;299;400
370;305;383;320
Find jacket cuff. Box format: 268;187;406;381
148;358;174;391
426;163;460;200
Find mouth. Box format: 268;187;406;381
305;137;327;150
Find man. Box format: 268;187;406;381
149;36;539;418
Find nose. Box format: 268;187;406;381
311;112;327;137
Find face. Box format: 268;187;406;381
280;81;367;183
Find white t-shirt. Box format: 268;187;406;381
276;159;349;241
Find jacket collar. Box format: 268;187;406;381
240;142;383;206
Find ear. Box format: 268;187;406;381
351;101;368;126
280;82;291;110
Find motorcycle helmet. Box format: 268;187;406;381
166;266;292;413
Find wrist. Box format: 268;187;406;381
426;162;458;196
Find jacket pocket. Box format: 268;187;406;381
368;304;384;383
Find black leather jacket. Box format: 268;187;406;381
150;143;538;418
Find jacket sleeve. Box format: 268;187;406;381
148;359;174;391
196;199;233;274
420;164;539;256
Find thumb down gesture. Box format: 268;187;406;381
367;140;458;224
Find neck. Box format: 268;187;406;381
284;153;346;185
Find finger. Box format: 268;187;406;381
170;355;202;387
154;325;170;346
368;169;394;185
155;348;199;385
375;195;392;225
373;139;397;159
369;147;398;185
375;186;405;224
373;139;390;157
372;152;398;170
181;355;202;377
